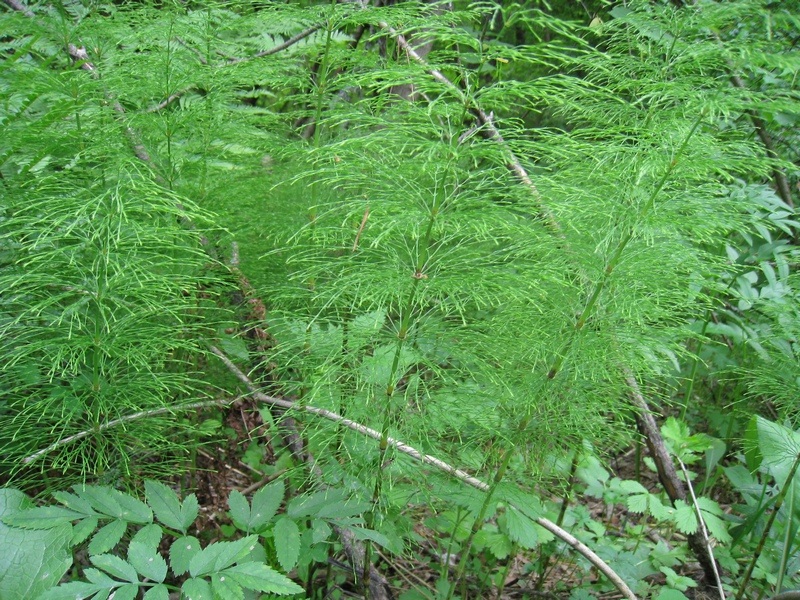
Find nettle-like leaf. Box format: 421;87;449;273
273;516;301;572
501;506;540;550
170;535;201;576
287;486;356;519
1;505;85;529
672;501;698;536
189;535;259;577
223;561;305;596
88;519;127;555
132;523;163;549
182;577;213;600
90;553;140;583
142;584;170;600
71;486;153;524
250;481;284;531
145;480;196;534
228;489;252;531
128;541;168;583
695;497;731;543
0;488;72;600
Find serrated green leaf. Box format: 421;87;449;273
111;490;152;524
618;480;648;495
39;581;106;600
74;485;123;518
2;506;85;529
131;523;163;549
699;511;732;544
673;501;698;535
111;583;140;600
348;525;400;553
145;480;184;532
250;481;283;530
182;577;213;600
180;493;199;530
84;568;116;586
52;491;98;516
189;535;258;577
627;493;649;513
485;531;513;559
311;519;331;544
228;490;251;530
212;572;244;600
89;519;127;555
224;562;304;595
72;516;99;545
273;517;300;571
91;553;139;583
649;496;673;521
502;506;539;549
143;583;170;600
0;488;72;599
129;541;168;582
218;334;249;362
287;487;347;519
170;535;200;576
316;497;369;519
655;588;690;600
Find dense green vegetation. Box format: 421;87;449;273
1;0;799;598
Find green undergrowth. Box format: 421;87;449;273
1;0;799;598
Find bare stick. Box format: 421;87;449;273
175;36;208;65
378;21;564;235
227;24;322;65
23;396;246;465
625;370;722;591
210;345;638;600
146;86;198;113
678;458;725;600
1;0;33;17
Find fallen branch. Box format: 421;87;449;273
625;370;723;592
210;345;638;600
227;24;322;65
23;396;246;465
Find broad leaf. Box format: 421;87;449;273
273;517;301;571
228;489;251;530
212;572;244;600
88;519;127;555
90;553;139;583
189;535;258;577
170;535;201;576
131;523;163;549
250;481;284;530
128;541;168;582
111;490;152;524
502;506;540;549
672;501;698;535
182;577;213;600
51;491;95;516
0;488;72;600
143;584;170;600
145;480;184;532
2;505;84;529
74;485;123;519
224;561;304;595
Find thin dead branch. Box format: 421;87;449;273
625;370;723;593
227;24;322;65
23;396;247;465
210;345;639;600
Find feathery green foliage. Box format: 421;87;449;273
1;0;799;597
